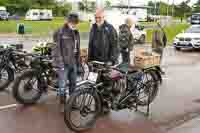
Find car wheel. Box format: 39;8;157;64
139;35;146;44
175;47;181;51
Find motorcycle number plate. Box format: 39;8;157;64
88;72;98;82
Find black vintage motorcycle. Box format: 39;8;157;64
12;54;90;105
0;48;29;91
12;54;61;105
64;61;162;132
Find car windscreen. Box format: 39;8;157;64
0;10;7;15
191;15;200;20
186;26;200;33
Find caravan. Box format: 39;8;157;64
25;9;40;21
40;9;53;20
25;9;53;21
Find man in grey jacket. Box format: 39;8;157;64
88;8;118;65
52;13;80;104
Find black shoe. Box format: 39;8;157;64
102;106;110;115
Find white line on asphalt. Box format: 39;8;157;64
0;104;18;111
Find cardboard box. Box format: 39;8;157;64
134;51;160;68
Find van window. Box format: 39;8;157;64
40;12;44;16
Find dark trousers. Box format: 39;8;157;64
121;49;130;63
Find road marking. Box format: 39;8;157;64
0;104;18;111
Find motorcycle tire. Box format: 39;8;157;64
12;69;44;105
64;88;102;132
0;66;14;91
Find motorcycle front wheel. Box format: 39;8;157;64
12;69;44;105
0;65;14;91
64;88;102;132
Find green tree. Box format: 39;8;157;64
193;0;200;13
0;0;8;6
105;0;111;9
175;1;191;18
1;0;72;16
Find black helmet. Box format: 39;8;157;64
65;13;79;24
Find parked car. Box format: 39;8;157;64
147;15;154;22
0;6;9;21
131;25;146;44
191;13;200;25
173;25;200;50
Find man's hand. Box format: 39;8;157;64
106;61;113;66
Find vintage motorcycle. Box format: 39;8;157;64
64;61;162;132
12;53;90;105
0;48;29;91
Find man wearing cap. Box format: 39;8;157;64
52;13;81;108
88;8;118;65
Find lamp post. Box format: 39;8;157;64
167;0;169;16
154;0;157;22
172;0;174;17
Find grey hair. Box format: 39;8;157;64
125;17;134;27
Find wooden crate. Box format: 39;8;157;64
134;52;160;68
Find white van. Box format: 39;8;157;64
25;9;53;21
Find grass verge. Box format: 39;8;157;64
146;23;190;45
0;17;90;35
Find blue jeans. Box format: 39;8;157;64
58;64;77;96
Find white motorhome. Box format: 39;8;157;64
40;9;53;20
25;9;40;20
25;9;53;21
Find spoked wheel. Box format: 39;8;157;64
64;89;101;132
0;66;14;91
12;70;44;105
136;71;159;106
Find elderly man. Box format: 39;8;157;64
118;17;135;64
88;8;118;65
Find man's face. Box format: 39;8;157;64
95;13;104;26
